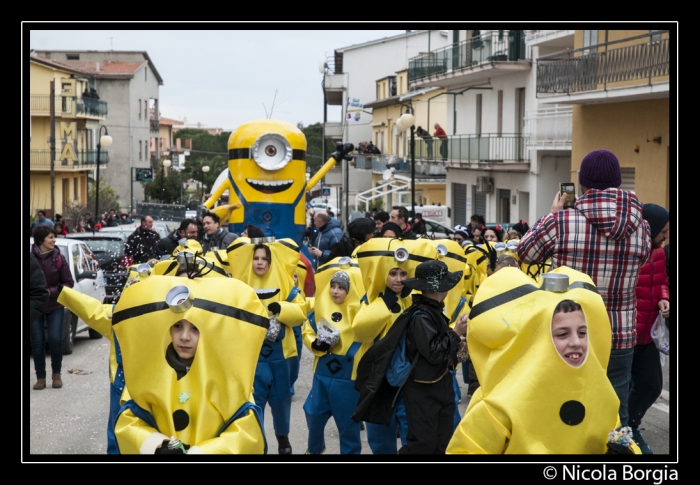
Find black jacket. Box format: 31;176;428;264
29;253;48;323
157;231;181;257
405;294;461;383
125;226;161;264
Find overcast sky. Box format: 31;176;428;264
28;29;409;131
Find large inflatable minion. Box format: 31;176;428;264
302;257;368;454
204;120;354;261
447;266;620;454
112;275;270;454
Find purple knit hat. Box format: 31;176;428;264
579;149;622;190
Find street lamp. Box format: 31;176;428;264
95;126;113;232
396;108;416;216
161;159;172;202
201;165;210;200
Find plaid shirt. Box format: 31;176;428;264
518;189;651;349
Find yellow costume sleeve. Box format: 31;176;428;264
278;292;307;328
302;319;326;358
57;287;113;340
114;407;169;455
188;407;265;454
352;298;394;342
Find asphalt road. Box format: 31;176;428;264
25;333;674;460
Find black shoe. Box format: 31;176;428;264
360;421;365;431
276;434;292;455
631;427;653;454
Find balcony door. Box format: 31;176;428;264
516;88;525;160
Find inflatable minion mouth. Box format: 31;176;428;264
246;178;294;194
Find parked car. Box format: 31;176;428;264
420;218;455;240
64;232;129;304
29;237;106;354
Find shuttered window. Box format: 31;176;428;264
452;183;467;226
473;188;486;219
620;167;635;192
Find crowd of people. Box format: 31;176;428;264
27;148;670;456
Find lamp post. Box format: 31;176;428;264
95;126;113;232
201;165;210;200
396;109;416;216
161;159;172;202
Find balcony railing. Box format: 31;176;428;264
76;97;108;117
30;149;109;168
524;105;572;148
536;30;669;95
30;95;75;116
150;119;160;132
425;134;529;163
409;30;527;83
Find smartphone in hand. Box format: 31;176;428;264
560;182;576;209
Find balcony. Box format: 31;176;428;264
408;30;528;85
423;134;530;169
150;119;160;132
76;97;108;118
526;30;575;48
323;121;343;141
30;149;109;170
524;105;572;150
31;95;76;116
536;30;669;103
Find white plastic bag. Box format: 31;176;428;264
650;310;670;366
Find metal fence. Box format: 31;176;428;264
29;149;109;168
536;31;669;95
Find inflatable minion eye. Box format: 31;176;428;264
494;242;507;254
541;273;569;292
177;251;196;267
137;263;151;277
252;133;293;171
436;244;448;257
394;247;409;262
165;285;194;312
506;240;519;251
263;236;276;243
338;256;352;268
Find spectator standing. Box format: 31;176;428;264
416;126;434;159
125;214;161;264
29;253;48;326
201;211;238;254
433;123;448;160
120;212;132;225
517;149;651;426
157;219;199;257
628;203;670;454
82;212;96;232
411;213;426;236
106;209;120;227
30;226;74;390
328;217;375;260
366;141;381;155
309;212;344;269
373;210;390;236
390;206;417;240
31;210;54;234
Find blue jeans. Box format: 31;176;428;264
31;308;64;379
607;347;635;426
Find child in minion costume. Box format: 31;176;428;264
351;237;437;454
302;256;368;454
289;257;311;397
203;119;354;263
447;266;622;454
112;275;269;454
226;236;307;454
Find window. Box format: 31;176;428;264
73;177;78;200
472;30;483;49
139;141;142;161
497;90;503;136
452;182;467;226
145;66;147;81
139;99;142;119
67;54;80;60
476;94;482;135
620;167;635;192
583;30;598;54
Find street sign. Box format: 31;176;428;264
135;168;153;182
322;188;331;196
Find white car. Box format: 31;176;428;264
30;237;106;354
100;220;170;239
421;218;456;240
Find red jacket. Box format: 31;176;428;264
635;246;669;345
433;126;447;139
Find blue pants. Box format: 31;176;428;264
450;370;462;430
289;326;303;395
253;359;292;436
30;308;64;379
607;347;635;426
366;397;408;454
304;373;361;454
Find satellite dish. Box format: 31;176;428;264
318;58;327;74
382;169;393;181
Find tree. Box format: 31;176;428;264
88;177;121;218
299;122;336;174
143;168;188;204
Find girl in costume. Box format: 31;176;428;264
447;266;622;454
351;237;437;454
112;275;269;454
226;237;307;454
302;258;368;454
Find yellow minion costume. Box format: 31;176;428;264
112;275;269;454
226;237;307;453
446;266;621;454
302;257;369;454
352;237;438;454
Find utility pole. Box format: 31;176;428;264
49;80;56;218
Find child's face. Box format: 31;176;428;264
386;267;408;294
253;248;271;277
293;272;299;288
170;319;199;366
551;310;588;367
330;281;348;304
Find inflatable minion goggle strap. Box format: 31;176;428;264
151;251;229;279
428;239;469;321
355;238;441;301
111;276;269;428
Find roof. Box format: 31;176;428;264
30;56;94;77
32;50;164;84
